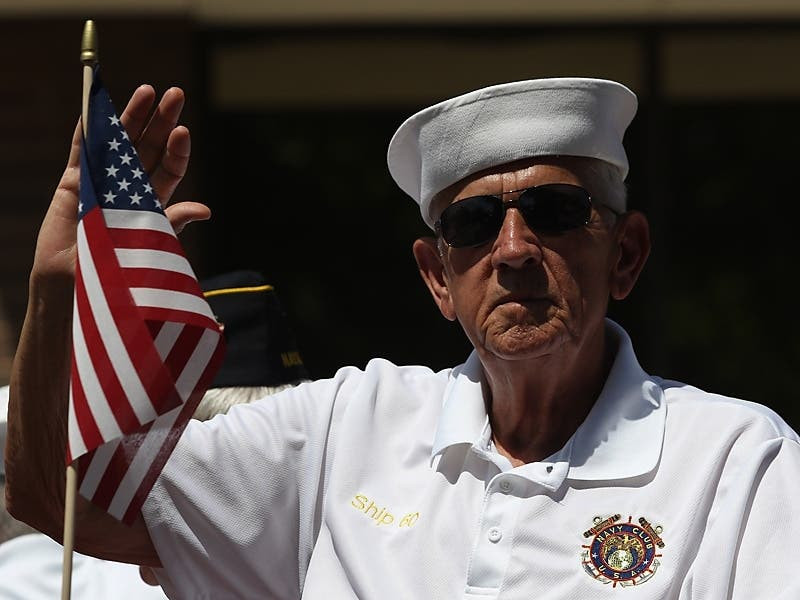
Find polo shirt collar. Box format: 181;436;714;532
430;319;666;482
431;350;487;459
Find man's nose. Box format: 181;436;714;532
490;207;543;270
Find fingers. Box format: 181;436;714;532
138;566;159;586
149;125;191;207
118;85;157;144
164;201;211;234
118;85;189;207
133;87;186;173
55;119;84;197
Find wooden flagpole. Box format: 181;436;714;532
61;19;98;600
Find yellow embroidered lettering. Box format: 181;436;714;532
399;512;420;527
364;500;379;519
349;492;413;528
351;494;368;510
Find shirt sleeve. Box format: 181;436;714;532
728;436;800;599
140;377;345;599
679;432;800;600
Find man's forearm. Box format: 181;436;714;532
5;273;74;538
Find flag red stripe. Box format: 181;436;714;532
122;267;204;297
90;421;154;512
83;209;183;416
107;227;183;254
76;452;94;487
69;358;103;463
75;265;140;433
137;306;220;331
162;325;205;383
122;340;226;524
147;321;164;340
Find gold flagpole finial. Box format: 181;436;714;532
80;20;98;65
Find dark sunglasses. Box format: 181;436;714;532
435;183;609;248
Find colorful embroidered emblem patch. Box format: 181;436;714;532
580;514;665;588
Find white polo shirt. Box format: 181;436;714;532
142;321;800;599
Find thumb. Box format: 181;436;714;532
164;201;211;234
138;566;160;586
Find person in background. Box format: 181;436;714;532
192;270;310;421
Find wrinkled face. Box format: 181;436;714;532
433;157;620;362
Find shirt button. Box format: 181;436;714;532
499;480;512;492
488;527;503;543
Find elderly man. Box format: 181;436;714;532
6;78;800;599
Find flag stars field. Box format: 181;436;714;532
85;107;162;213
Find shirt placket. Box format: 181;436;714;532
462;456;524;599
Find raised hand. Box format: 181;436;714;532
31;85;203;289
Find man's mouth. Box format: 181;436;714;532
493;294;552;310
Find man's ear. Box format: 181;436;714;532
609;211;651;300
412;237;457;321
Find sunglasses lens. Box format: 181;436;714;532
439;195;503;248
437;184;592;248
519;184;591;232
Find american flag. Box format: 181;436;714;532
67;69;224;523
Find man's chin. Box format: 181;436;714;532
481;323;569;361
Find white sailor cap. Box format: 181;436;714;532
387;77;638;229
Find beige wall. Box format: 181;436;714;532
2;0;800;22
211;28;800;111
211;35;643;110
663;30;800;100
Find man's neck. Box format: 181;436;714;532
480;323;614;468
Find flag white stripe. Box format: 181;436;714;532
175;329;220;401
77;226;158;425
116;249;194;278
107;404;183;520
79;438;120;499
72;296;123;442
67;387;87;459
130;288;216;321
102;208;176;237
107;329;219;518
153;322;185;360
68;290;88;459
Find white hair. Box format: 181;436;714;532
191;381;307;422
582;159;628;215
